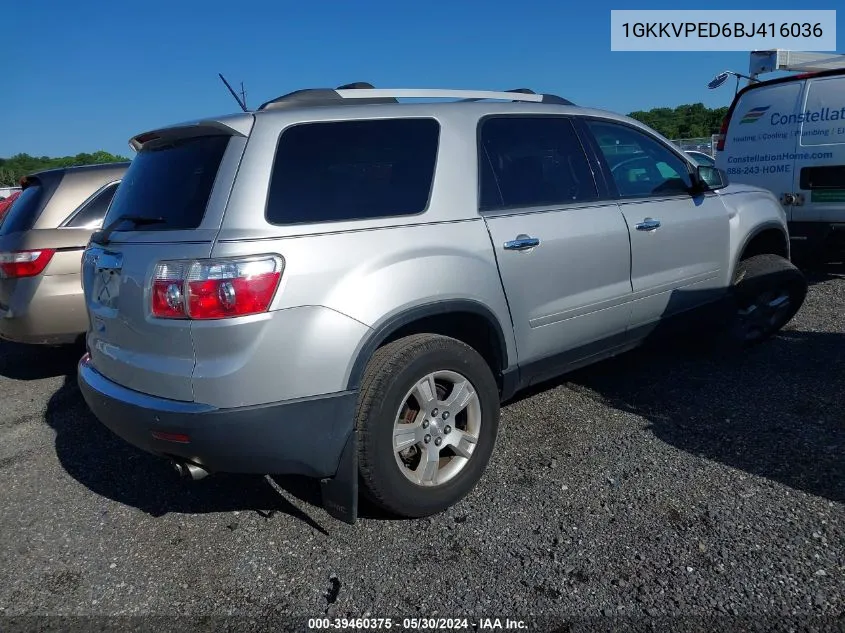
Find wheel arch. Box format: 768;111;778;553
345;300;514;395
733;222;790;278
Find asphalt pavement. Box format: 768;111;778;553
0;270;843;632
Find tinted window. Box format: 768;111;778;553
103;135;229;231
0;185;46;235
64;181;120;228
800;165;845;189
479;116;598;210
587;121;692;197
687;152;715;167
266;118;439;225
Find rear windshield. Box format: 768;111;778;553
102;135;230;231
0;184;46;236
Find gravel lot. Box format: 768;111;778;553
0;270;843;632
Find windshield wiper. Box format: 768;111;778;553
91;215;167;245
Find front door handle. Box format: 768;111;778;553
635;218;661;231
504;235;540;251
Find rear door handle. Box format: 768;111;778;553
504;235;540;251
635;218;661;231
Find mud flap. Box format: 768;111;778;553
320;429;358;525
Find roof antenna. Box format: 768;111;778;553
218;73;248;112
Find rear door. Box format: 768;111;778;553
793;75;845;227
83;125;250;401
479;115;633;378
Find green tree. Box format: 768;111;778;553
627;103;729;139
0;151;130;187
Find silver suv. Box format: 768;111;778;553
78;84;807;524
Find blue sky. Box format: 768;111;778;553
2;0;842;158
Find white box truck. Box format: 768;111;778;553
714;51;845;263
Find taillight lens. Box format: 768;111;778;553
0;249;56;278
152;261;189;318
151;255;283;320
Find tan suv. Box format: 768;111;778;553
0;162;129;345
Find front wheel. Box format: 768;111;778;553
727;254;807;345
355;333;500;518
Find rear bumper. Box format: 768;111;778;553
78;354;357;479
0;274;87;345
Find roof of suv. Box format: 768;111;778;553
22;161;131;230
129;84;666;150
256;84;576;110
25;161;130;186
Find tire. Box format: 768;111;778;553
726;254;807;345
356;333;500;518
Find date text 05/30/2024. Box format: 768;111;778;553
307;617;529;630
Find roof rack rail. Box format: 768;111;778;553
257;82;399;110
257;84;575;111
458;88;574;105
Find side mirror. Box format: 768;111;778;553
695;165;729;191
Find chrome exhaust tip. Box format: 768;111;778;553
172;460;209;481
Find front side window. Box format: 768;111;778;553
266;118;440;225
64;181;120;228
587;120;692;198
479;116;598;210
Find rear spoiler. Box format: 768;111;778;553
128;114;254;152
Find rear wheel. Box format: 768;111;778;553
356;334;500;518
727;254;807;345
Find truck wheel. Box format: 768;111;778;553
727;254;807;345
356;333;500;518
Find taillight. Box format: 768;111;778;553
0;249;56;278
152;261;189;318
715;116;729;152
151;255;283;320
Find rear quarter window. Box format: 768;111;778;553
102;135;230;231
265;118;440;225
63;181;121;229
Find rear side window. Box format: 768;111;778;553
479;116;598;210
103;135;229;231
63;181;120;228
265;118;440;225
0;184;46;236
799;165;845;189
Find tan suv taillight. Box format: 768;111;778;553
0;249;56;278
